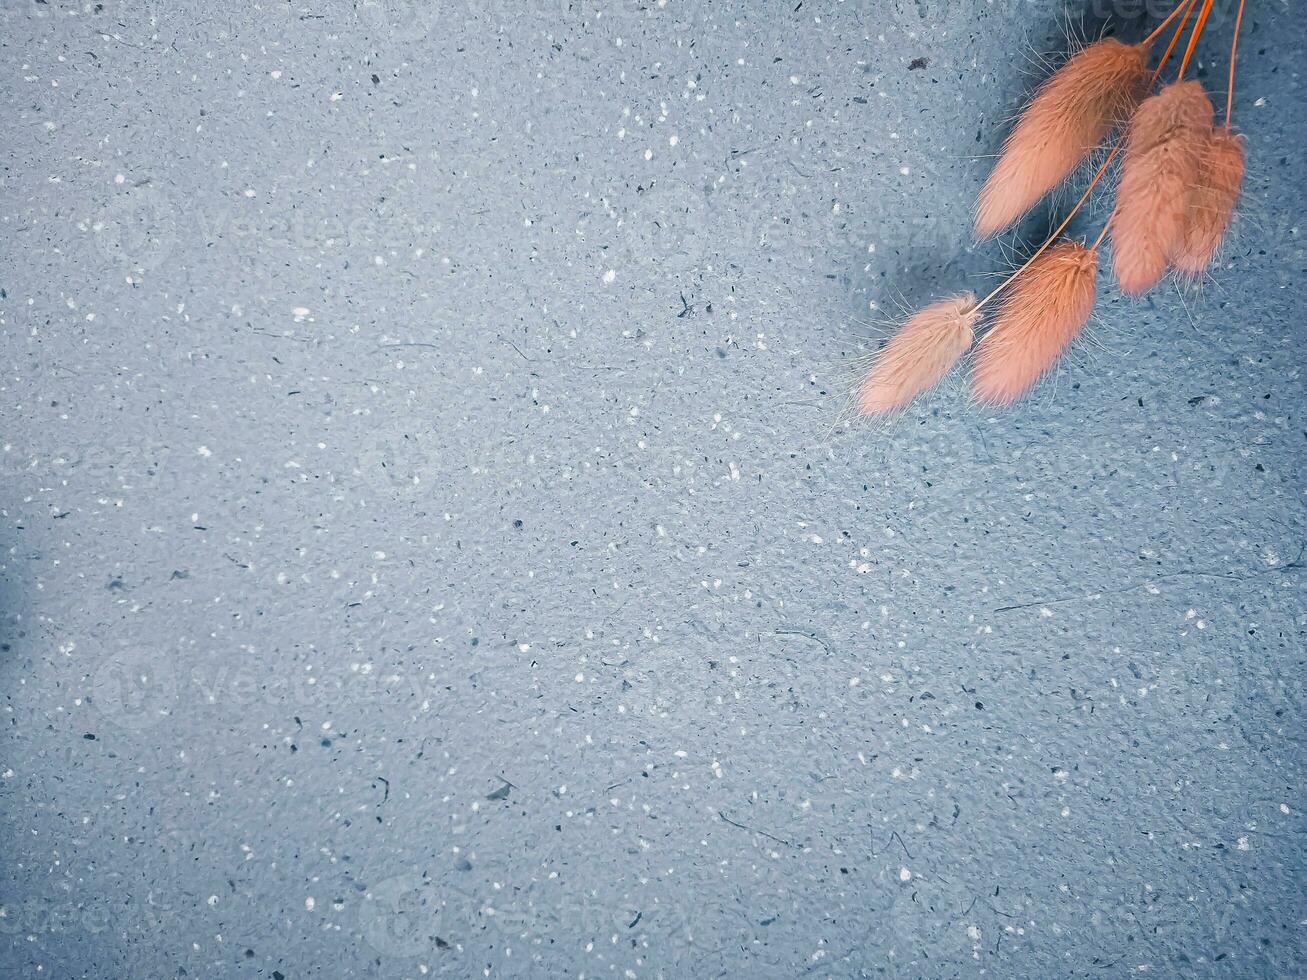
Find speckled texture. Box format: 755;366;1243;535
2;2;1304;978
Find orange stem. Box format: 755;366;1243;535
973;148;1119;313
1226;0;1246;126
1142;0;1197;46
1178;0;1215;78
1157;0;1199;82
1090;218;1112;253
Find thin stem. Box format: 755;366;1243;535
1178;0;1215;78
973;147;1120;313
972;0;1199;314
1226;0;1246;126
1157;0;1200;82
1142;0;1196;46
1091;217;1112;252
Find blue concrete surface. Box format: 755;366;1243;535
2;1;1304;977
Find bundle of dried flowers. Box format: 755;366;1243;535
858;0;1247;415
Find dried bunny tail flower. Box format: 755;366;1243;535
857;294;979;415
1111;81;1213;294
975;38;1149;238
1124;78;1213;154
1172;125;1245;275
971;242;1097;406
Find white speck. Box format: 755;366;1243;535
668;134;679;146
243;188;256;198
899;867;912;882
305;897;316;911
644;148;653;160
207;895;219;907
1237;836;1250;850
197;446;212;457
899;166;911;176
292;306;311;317
967;925;981;941
602;269;616;284
1254;97;1266;106
574;673;585;683
270;70;282;79
114;174;125;185
790;75;801;84
330;92;344;102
